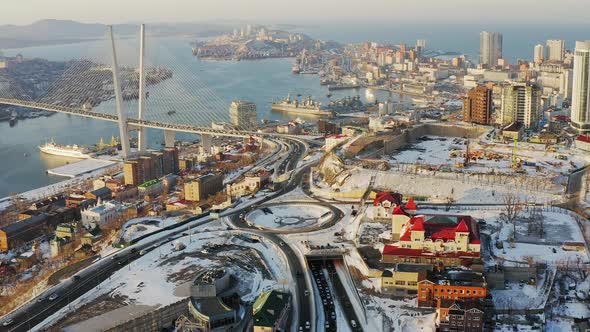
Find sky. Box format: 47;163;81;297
3;0;590;25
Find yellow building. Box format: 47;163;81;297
184;173;224;202
381;263;432;296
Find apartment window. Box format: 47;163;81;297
447;289;452;293
460;289;465;294
395;281;406;286
473;316;480;321
454;289;458;294
408;281;418;286
466;290;471;294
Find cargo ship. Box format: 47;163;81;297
327;83;361;91
39;141;92;159
271;95;333;117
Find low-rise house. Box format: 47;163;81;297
381;263;433;296
85;187;113;201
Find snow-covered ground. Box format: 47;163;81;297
246;204;332;230
36;227;292;331
119;216;184;243
390;135;590;177
47;159;117;178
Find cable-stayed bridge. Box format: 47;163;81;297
0;25;270;158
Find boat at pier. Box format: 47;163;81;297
271;94;333;117
39;140;92;159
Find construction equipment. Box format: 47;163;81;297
511;138;518;169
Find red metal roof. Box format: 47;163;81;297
374;192;396;206
577;135;590;144
455;220;469;233
411;217;425;231
405;197;417;210
392;205;406;215
399;215;480;244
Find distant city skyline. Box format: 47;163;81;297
3;0;590;25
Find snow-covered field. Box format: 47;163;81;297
246;204;332;230
390;135;590;177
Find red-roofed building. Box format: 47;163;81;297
385;213;481;264
372;192;403;220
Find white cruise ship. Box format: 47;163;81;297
39;141;91;159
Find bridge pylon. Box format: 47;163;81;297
108;25;131;159
137;24;148;153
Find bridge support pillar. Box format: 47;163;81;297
201;134;212;154
137;24;148;153
108;26;131;159
164;130;175;148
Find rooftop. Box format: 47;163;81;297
138;178;162;188
253;290;291;327
190;296;233;317
426;268;486;288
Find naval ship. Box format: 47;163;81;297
271;95;333;117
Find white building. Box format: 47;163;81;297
81;200;121;227
325;135;350;152
499;82;542;129
480;31;503;67
229;101;257;130
534;44;545;64
546;39;566;62
571;41;590;133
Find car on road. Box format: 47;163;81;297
110;254;118;260
298;327;303;332
2;318;13;326
304;289;309;296
350;320;357;328
37;297;44;303
49;293;59;301
279;241;285;246
305;321;310;329
71;275;81;282
139;249;147;255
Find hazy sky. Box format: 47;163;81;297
4;0;590;25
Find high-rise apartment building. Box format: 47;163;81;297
480;31;503;67
571;41;590;133
229;101;258;130
499;82;542;129
546;39;566;62
463;86;493;125
533;44;545;64
123;149;179;186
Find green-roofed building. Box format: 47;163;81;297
253;290;291;332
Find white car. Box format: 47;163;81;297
49;293;59;301
2;318;13;326
305;321;311;329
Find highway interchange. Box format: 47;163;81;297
2;136;360;332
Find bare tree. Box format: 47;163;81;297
500;193;523;238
